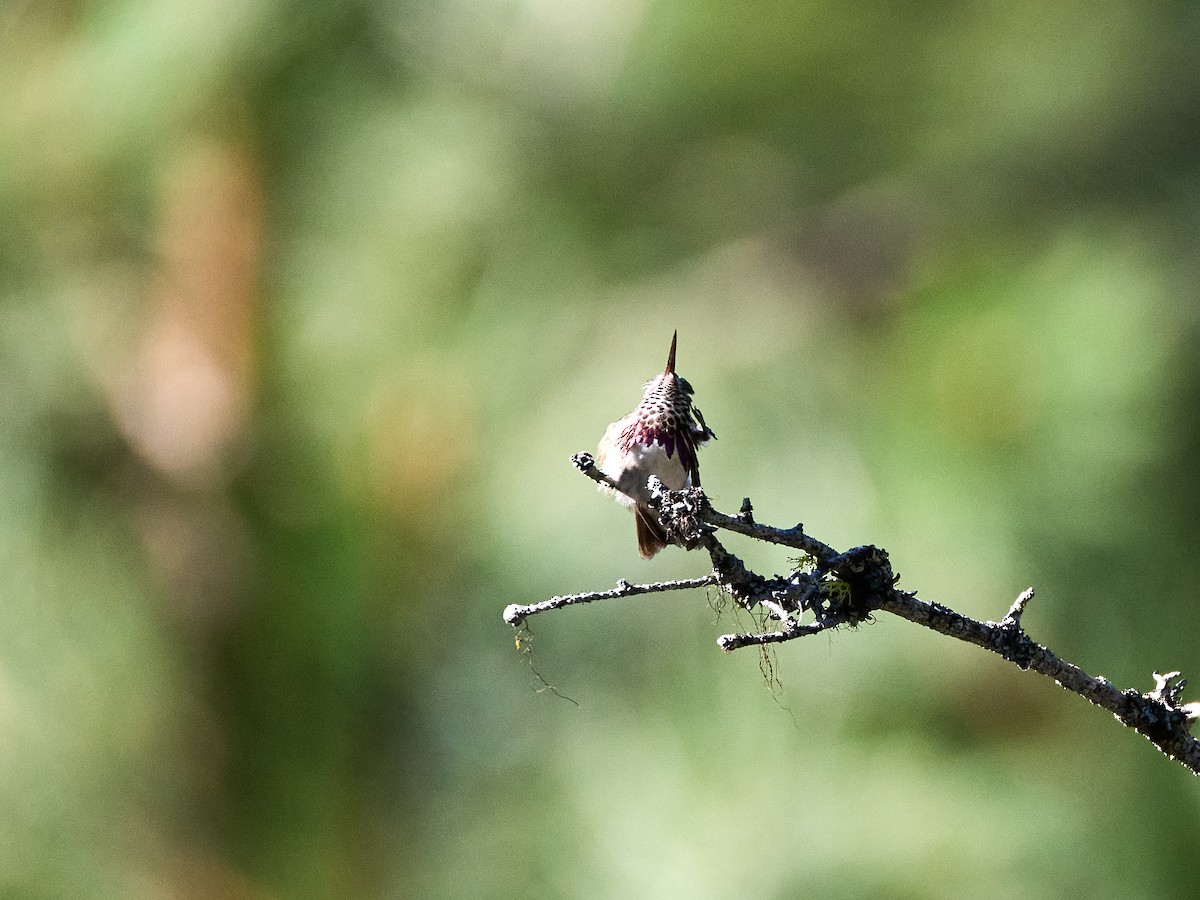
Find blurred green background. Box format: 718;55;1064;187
3;0;1200;897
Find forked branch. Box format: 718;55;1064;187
502;453;1200;775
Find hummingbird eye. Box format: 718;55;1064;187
676;376;694;395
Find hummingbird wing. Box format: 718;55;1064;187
682;403;715;486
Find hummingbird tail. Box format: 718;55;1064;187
635;506;668;559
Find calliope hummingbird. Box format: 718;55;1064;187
596;331;716;558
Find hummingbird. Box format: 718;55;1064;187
596;331;716;559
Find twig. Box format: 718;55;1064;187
503;575;719;627
1001;586;1036;628
717;621;836;651
700;504;838;564
572;451;620;491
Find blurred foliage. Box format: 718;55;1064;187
2;0;1200;897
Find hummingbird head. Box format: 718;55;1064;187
621;331;715;475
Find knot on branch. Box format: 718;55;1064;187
755;547;896;631
824;545;896;623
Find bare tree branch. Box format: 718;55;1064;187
504;453;1200;775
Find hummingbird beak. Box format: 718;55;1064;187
665;330;677;375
